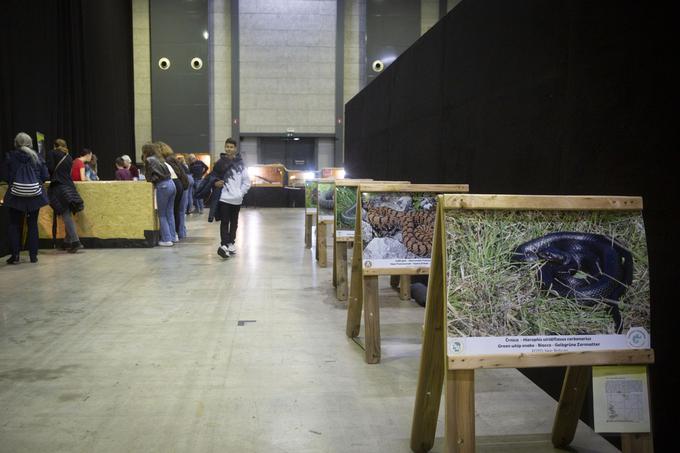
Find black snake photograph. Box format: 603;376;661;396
512;232;634;333
444;210;649;338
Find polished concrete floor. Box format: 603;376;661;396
0;208;617;452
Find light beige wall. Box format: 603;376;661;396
448;0;464;13
343;0;363;105
421;0;440;34
132;0;151;163
211;0;232;161
239;0;336;134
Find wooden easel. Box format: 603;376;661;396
304;209;315;249
344;183;469;364
410;194;654;453
315;178;336;268
304;180;318;249
333;180;404;300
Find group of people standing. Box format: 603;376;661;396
143;137;250;258
3;133;250;264
114;155;140;181
3;134;85;263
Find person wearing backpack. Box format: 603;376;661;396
2;132;50;264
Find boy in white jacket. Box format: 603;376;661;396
215;138;251;258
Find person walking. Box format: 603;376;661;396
141;142;175;246
214;138;250;258
46;138;85;253
2;132;50;264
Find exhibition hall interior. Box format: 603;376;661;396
1;1;676;452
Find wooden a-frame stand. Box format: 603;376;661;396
345;184;469;364
315;178;337;268
332;180;402;300
305;209;315;249
410;194;655;453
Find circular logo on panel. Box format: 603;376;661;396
626;327;649;348
450;341;463;354
364;260;372;268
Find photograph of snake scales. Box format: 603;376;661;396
361;192;437;261
445;210;650;337
317;182;335;218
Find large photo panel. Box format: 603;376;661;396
304;180;318;213
335;185;358;239
317;181;335;221
445;208;650;356
361;192;437;269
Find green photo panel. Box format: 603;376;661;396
335;186;357;239
305;180;318;212
445;209;650;356
317;181;335;221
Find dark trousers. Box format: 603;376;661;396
172;179;184;235
8;208;39;258
218;202;241;246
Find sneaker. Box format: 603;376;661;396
173;235;179;243
217;245;230;259
67;241;84;253
227;243;236;254
159;241;174;247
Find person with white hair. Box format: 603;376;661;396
2;132;50;264
121;154;139;180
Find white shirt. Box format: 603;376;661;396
164;162;178;179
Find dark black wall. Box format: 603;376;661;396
345;0;678;447
0;0;135;181
150;0;209;154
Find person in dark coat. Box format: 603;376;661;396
2;132;50;264
46;138;84;253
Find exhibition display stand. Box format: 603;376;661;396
345;183;469;364
410;194;654;453
315;178;336;268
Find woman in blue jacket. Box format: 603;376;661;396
3;132;49;264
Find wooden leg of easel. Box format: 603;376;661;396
318;222;327;267
400;275;411;300
621;433;653;453
410;281;446;452
551;366;591;448
346;254;363;338
363;275;380;364
315;220;319;261
446;369;475;453
332;238;337;287
305;214;312;248
390;274;399;288
336;242;348;300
